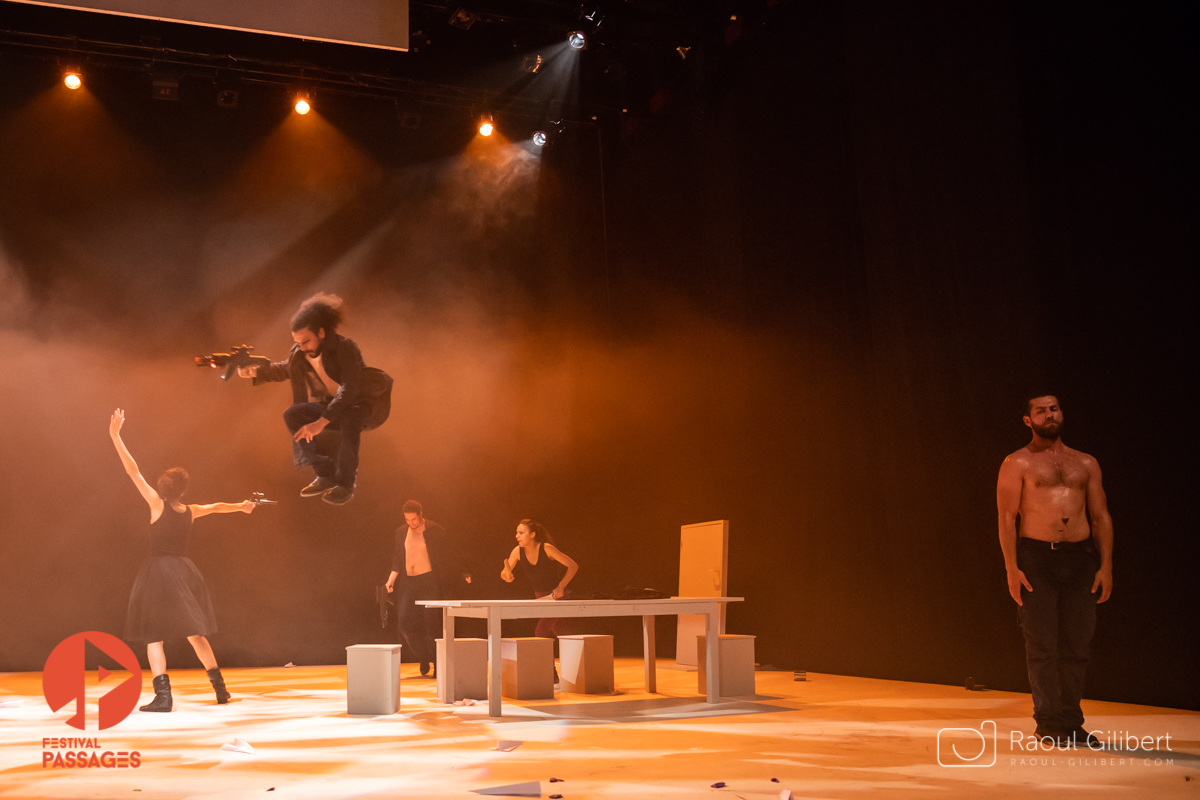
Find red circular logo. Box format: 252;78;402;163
43;632;143;730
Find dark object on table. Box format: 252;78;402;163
966;677;987;691
794;671;807;681
613;586;670;600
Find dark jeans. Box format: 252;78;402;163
283;402;368;488
1018;537;1099;730
396;571;441;667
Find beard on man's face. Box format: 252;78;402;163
1031;419;1061;440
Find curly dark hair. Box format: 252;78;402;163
290;292;345;334
156;467;189;501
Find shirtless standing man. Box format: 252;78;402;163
997;394;1113;746
384;500;471;677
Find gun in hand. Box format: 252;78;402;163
195;345;271;381
250;493;277;506
375;584;395;629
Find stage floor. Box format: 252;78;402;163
2;660;1196;799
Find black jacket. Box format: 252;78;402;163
391;521;472;598
254;333;392;429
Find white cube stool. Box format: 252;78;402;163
696;634;756;698
436;637;488;701
558;634;614;694
346;644;403;715
501;637;555;700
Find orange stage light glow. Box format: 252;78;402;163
479;122;494;136
64;73;82;90
294;98;311;115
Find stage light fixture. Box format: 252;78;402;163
63;68;82;90
478;113;494;136
532;131;547;147
568;31;587;50
294;91;312;115
216;89;240;108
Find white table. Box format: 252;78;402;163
418;597;744;717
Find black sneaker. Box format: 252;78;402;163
323;485;354;505
1067;727;1102;748
1034;726;1069;747
300;476;337;497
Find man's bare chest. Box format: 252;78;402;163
1026;454;1089;490
406;536;430;559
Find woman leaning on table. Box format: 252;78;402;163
500;519;579;642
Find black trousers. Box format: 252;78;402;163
1017;537;1099;730
396;571;441;667
283;402;368;488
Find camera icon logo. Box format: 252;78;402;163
937;720;997;767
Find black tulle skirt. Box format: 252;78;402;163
124;555;218;643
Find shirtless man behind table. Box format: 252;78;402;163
384;500;470;678
997;394;1113;747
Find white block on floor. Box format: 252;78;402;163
346;644;403;715
500;637;555;700
436;637;488;701
558;634;614;694
696;634;756;698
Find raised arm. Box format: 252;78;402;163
189;501;255;520
543;543;579;599
996;453;1031;606
1085;456;1113;602
109;409;163;520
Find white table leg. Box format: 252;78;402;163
441;609;456;704
642;615;657;693
705;604;720;703
488;607;502;717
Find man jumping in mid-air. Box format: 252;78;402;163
996;394;1113;747
239;292;393;505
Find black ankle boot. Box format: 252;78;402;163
139;674;172;712
206;668;231;704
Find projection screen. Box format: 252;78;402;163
4;0;409;51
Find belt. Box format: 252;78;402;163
1019;537;1093;551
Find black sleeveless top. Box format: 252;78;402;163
517;542;565;594
149;502;193;556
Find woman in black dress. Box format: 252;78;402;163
109;408;254;712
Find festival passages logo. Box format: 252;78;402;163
43;631;142;731
937;721;997;767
